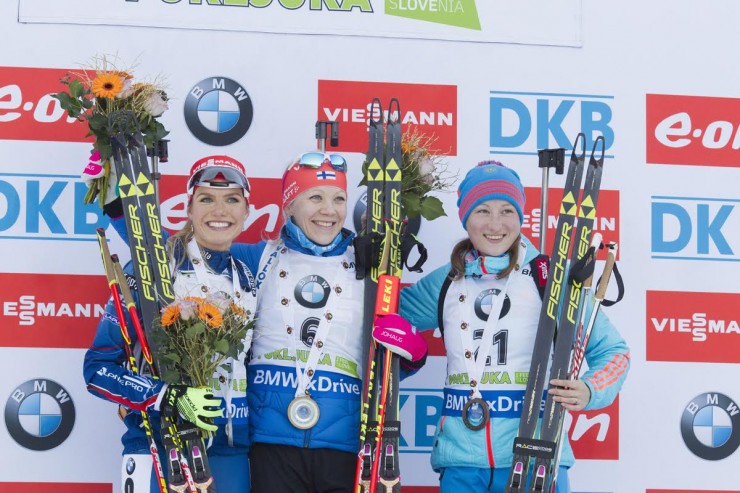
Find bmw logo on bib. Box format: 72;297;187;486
295;275;331;309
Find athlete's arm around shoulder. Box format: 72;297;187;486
399;263;452;332
581;309;630;411
230;240;267;276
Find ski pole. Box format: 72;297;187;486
96;230;168;493
548;242;618;493
536;147;565;254
104;243;200;493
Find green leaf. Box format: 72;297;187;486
419;196;447;221
68;80;85;98
162;369;181;384
402;192;422;218
186;322;206;337
214;339;229;354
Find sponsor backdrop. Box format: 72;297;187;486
1;1;739;492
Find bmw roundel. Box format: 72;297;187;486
294;275;331;309
4;379;76;451
681;392;740;460
185;76;254;146
474;288;511;321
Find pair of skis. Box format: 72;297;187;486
506;133;617;493
106;111;214;493
355;98;404;493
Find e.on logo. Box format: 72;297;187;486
0;67;89;142
646;93;740;168
0;273;108;348
158;174;283;242
646;291;740;363
521;187;620;260
317;80;457;155
567;397;620;460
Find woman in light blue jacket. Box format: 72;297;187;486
400;160;630;492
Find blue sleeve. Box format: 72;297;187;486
399;263;451;332
230;240;267;276
580;308;630;411
110;215;129;244
82;263;164;412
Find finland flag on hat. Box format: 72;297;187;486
316;170;337;180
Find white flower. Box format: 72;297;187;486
118;79;135;99
209;292;232;314
143;91;168;117
419;157;436;186
178;299;198;321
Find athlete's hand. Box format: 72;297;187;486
372;313;427;363
548;378;591;411
160;385;223;432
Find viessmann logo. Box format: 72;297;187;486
646;94;740;168
159;173;283;242
646;291;740;364
317;80;457;155
521;187;620;260
0;273;107;349
0;67;88;142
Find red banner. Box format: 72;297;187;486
317;80;457;155
0;66;89;142
646;93;740;168
647;291;740;363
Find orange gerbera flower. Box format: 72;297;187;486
198;302;223;328
91;73;124;98
111;70;133;80
230;303;245;317
161;304;180;327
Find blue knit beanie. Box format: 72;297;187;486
457;160;526;229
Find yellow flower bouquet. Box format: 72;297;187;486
52;55;170;207
152;293;254;387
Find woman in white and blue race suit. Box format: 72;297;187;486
84;156;262;493
247;152;427;493
399;160;630;492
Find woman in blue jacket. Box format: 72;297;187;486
84;156;261;493
399;160;630;492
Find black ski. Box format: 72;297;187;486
355;98;386;493
526;136;605;493
506;133;587;493
376;98;403;493
109;111;213;493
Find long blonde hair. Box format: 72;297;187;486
449;236;520;281
166;219;195;273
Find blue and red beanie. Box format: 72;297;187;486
457;160;526;229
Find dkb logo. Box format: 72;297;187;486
489;90;614;157
651;196;739;262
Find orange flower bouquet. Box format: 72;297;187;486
360;128;457;221
152;293;254;387
52;55;170;207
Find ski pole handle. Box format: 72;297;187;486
595;243;617;301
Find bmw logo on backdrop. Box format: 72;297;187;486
681;392;740;460
4;379;76;451
185;76;254;146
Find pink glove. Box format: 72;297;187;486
372;313;427;363
81;150;105;185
